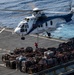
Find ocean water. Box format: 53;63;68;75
0;0;74;40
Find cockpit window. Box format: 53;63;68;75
18;23;29;28
20;23;28;32
21;24;24;28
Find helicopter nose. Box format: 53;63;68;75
14;28;27;35
14;28;20;34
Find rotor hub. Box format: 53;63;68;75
33;8;40;12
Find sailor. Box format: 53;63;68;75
35;42;38;48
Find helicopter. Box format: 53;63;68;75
0;2;74;40
14;7;74;40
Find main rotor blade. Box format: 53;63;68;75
46;11;70;14
0;8;49;12
11;13;31;17
0;9;32;12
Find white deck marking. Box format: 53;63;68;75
0;64;6;67
30;34;67;43
0;28;13;33
0;48;10;52
0;28;5;33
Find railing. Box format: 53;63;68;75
33;60;74;75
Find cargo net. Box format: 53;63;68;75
2;38;74;74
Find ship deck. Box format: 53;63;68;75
0;27;74;75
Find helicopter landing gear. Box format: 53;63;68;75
47;32;51;38
21;37;25;40
21;33;25;40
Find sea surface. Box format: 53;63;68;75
0;0;74;40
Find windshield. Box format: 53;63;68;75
18;23;29;28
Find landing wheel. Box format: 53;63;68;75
47;32;51;38
21;37;25;40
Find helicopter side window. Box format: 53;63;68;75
38;24;43;28
41;24;43;27
46;22;48;26
50;20;53;25
38;25;40;27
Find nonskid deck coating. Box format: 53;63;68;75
0;28;67;75
0;27;66;49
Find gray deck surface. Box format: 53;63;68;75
0;28;67;75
